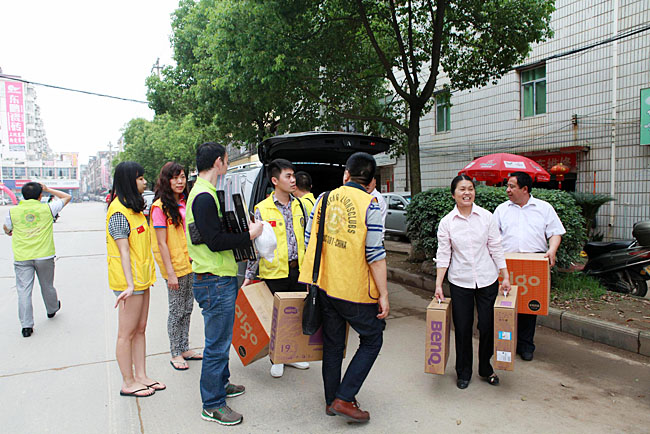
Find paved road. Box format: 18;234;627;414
1;202;648;433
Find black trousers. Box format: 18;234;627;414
517;314;537;354
449;280;499;381
264;267;306;294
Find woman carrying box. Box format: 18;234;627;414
434;175;510;389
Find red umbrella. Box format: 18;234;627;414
459;153;551;185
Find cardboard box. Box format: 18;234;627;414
269;292;348;364
232;282;274;366
494;285;518;371
503;253;550;316
424;299;451;375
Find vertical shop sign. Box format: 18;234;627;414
5;81;25;152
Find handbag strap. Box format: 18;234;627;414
312;191;330;284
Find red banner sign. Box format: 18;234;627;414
5;81;25;151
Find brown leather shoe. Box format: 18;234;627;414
330;399;370;423
325;404;335;416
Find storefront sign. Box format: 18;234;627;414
528;153;577;172
641;88;650;146
4;81;25;152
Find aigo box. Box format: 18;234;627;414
231;281;274;366
501;253;550;315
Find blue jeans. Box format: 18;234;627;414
192;274;238;410
319;290;385;405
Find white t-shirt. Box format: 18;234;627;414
371;189;387;238
493;195;566;253
4;199;65;260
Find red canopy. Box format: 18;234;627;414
459;153;551;185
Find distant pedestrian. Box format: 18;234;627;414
493;171;565;362
299;152;389;423
435;175;510;390
366;177;387;241
150;162;201;372
294;170;315;215
243;159;310;378
186;142;263;426
106;161;164;398
3;182;70;337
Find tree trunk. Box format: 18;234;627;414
407;109;422;194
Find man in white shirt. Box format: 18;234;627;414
493;172;565;361
367;177;387;241
3;182;71;337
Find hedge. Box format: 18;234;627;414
406;185;586;269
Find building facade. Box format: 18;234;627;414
390;0;649;240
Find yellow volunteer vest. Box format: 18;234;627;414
150;199;192;280
106;198;156;292
9;200;56;261
299;186;379;304
254;193;306;279
300;192;316;217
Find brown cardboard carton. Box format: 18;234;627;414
494;285;519;371
503;253;550;315
424;299;451;375
269;292;348;364
232;282;274;366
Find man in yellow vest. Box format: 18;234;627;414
299;152;389;424
186;142;263;426
243;159;310;378
3;182;71;337
294;170;315;216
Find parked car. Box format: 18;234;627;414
381;192;411;239
142;190;155;222
225;131;394;282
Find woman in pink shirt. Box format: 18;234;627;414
435;175;511;389
151;162;202;371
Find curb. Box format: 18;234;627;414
387;266;648;356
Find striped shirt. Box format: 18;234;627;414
304;182;385;264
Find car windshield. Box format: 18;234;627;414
404;195;411;202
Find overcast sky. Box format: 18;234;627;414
1;0;180;165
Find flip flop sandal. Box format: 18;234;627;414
120;387;155;398
170;360;189;371
485;374;499;386
145;382;166;391
183;352;203;361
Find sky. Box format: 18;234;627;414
1;0;180;165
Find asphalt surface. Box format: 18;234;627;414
1;202;648;433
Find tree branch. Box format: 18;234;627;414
388;0;415;92
421;0;447;102
407;0;418;88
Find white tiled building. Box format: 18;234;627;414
389;0;650;240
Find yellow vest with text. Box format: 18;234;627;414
10;200;55;261
299;186;379;304
149;199;192;280
106;199;156;292
254;193;306;279
300;192;316;217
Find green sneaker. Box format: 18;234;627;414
226;383;245;398
201;405;243;426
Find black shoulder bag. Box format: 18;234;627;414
302;191;330;335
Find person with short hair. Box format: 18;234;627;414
366;177;387;241
186;142;263;426
106;161;164;398
3;182;70;337
150;162;201;371
299;152;389;423
244;159;310;378
435;175;510;390
493;171;565;362
294;170;315;215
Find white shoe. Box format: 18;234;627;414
270;364;284;378
287;362;310;370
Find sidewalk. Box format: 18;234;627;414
385;242;650;357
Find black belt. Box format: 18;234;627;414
289;259;298;269
195;272;215;280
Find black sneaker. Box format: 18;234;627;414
22;328;33;337
226;383;245;398
47;301;61;318
201;406;243;426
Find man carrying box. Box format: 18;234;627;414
299;152;389;424
186;142;263;426
493;171;565;362
243;159;310;378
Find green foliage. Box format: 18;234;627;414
570;192;614;240
551;271;607;302
407;186;587;269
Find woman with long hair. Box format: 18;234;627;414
106;161;165;397
435;175;511;390
150;162;201;371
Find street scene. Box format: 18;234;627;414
0;202;648;433
2;0;650;432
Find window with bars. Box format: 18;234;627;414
436;92;451;132
521;65;546;118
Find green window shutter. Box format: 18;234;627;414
523;83;534;117
535;80;546;115
445;106;450;131
437;104;445;132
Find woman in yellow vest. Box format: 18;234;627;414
150;162;201;371
106;161;163;398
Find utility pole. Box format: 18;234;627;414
151;58;162;77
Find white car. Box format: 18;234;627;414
381;192;411;239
